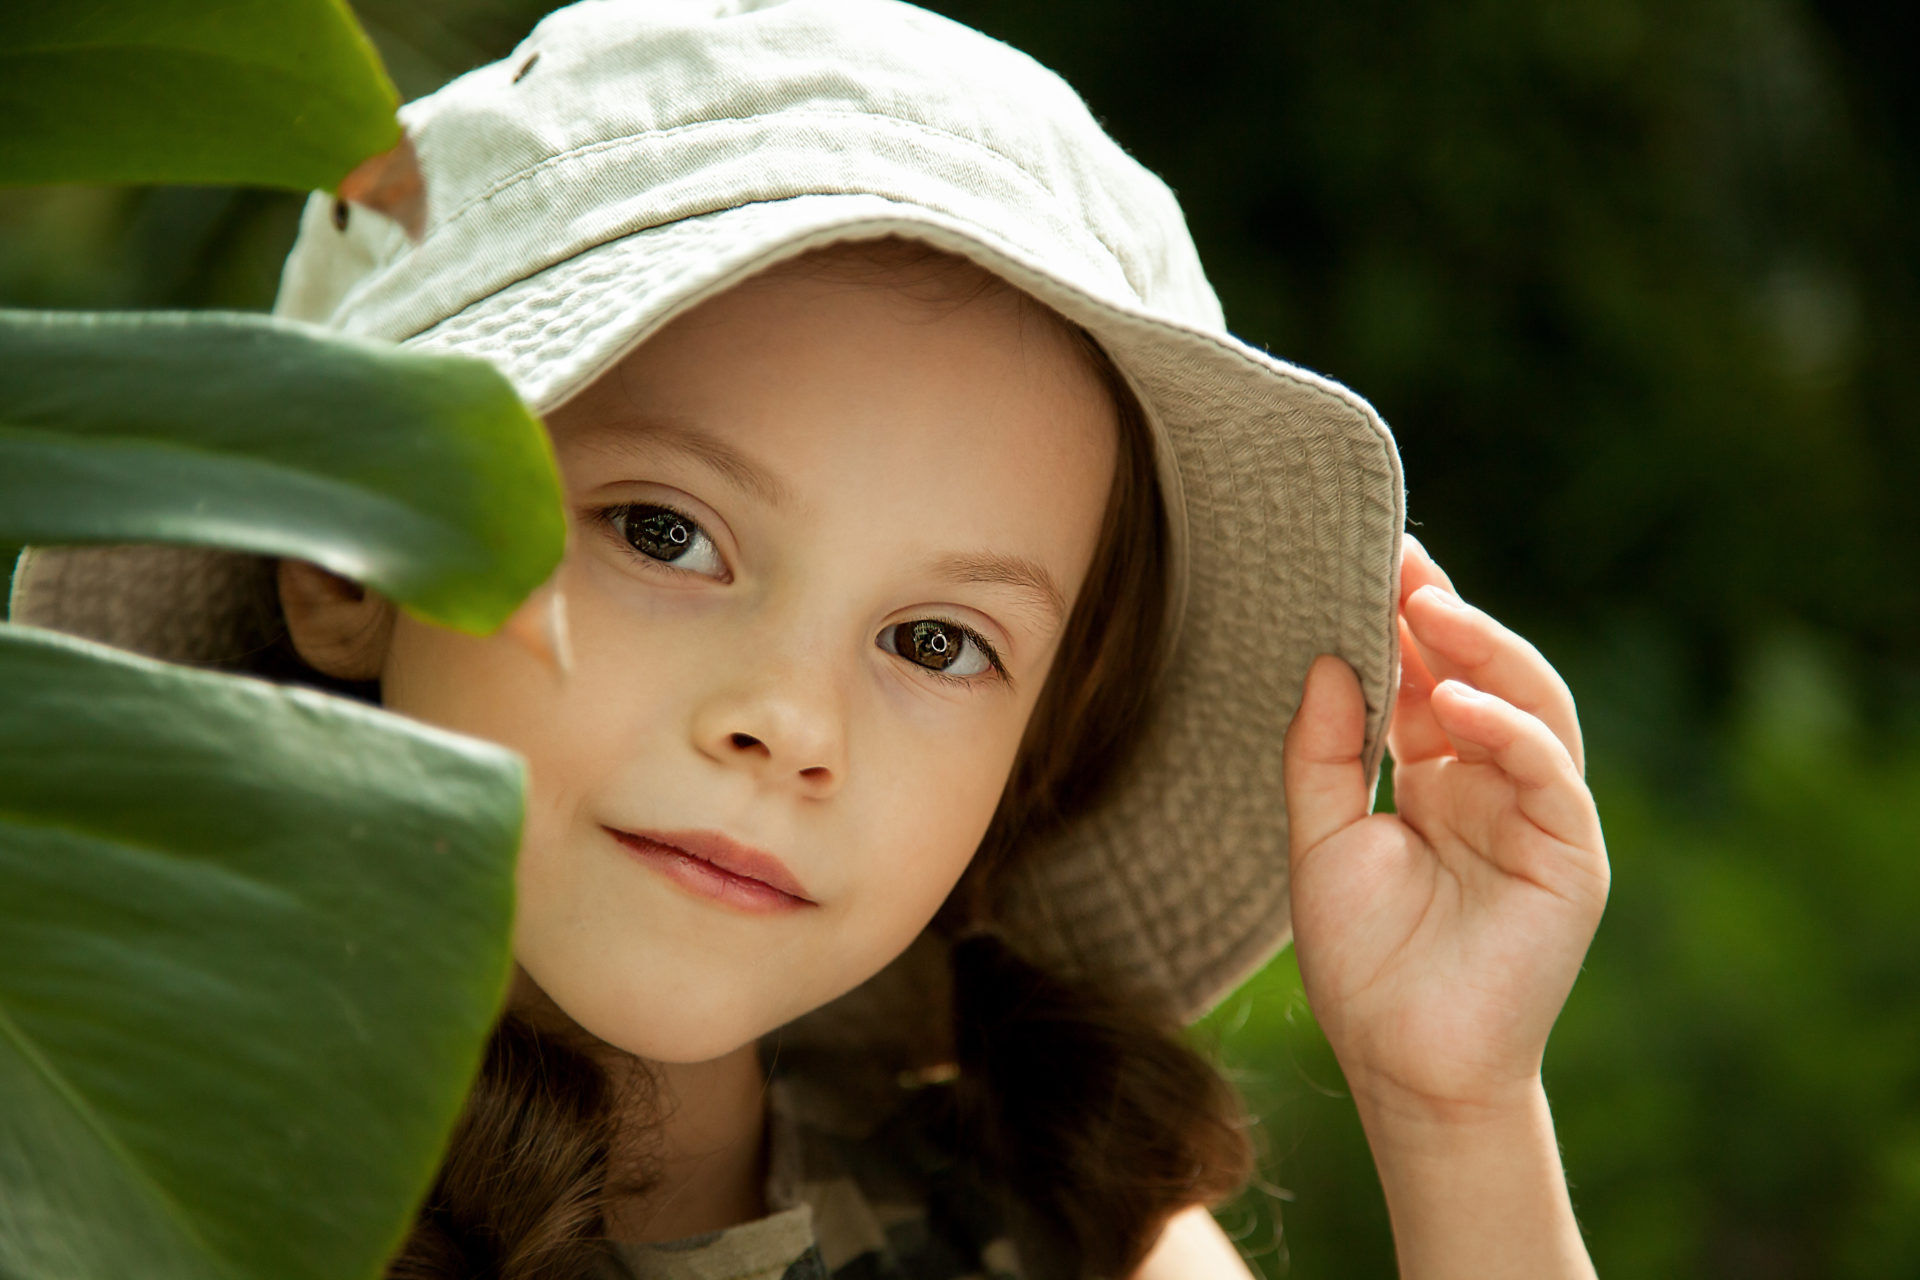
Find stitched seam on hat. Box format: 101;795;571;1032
420;109;1135;294
1131;330;1401;700
1099;307;1404;509
1140;313;1388;438
1062;316;1398;1005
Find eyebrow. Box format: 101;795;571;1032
573;416;1069;632
922;551;1068;633
574;415;795;510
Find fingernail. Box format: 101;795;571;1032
1419;584;1469;611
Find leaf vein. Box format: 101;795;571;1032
0;998;237;1277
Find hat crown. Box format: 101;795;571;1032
284;0;1222;343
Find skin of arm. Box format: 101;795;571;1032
1355;1080;1592;1280
1281;536;1608;1279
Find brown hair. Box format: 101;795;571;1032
255;237;1250;1276
386;1016;629;1280
965;321;1167;884
941;323;1251;1277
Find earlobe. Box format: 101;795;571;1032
276;559;396;682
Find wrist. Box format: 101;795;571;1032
1347;1067;1550;1144
1349;1079;1595;1280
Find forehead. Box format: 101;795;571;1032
546;252;1119;611
549;252;1116;498
554;240;1105;409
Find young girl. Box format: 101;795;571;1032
13;1;1608;1276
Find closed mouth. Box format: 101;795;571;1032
605;826;817;912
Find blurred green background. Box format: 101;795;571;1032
4;0;1915;1274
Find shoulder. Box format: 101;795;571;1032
1126;1207;1257;1280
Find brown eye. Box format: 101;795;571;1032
608;504;724;577
878;619;994;679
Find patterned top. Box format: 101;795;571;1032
592;1053;1070;1280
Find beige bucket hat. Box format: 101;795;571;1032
11;0;1402;1029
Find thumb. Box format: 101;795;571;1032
1284;654;1371;857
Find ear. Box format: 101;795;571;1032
276;559;396;682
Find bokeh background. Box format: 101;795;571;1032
4;1;1915;1274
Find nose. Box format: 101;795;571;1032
688;634;847;798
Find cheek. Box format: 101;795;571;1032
852;711;1024;936
384;618;601;780
385;536;707;758
379;599;682;875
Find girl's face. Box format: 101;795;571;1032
377;256;1118;1063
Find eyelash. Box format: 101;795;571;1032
593;501;1010;688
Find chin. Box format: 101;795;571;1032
519;956;797;1066
598;1011;770;1066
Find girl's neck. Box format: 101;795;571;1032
603;1040;772;1242
507;969;773;1243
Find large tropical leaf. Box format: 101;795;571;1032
0;624;523;1280
0;308;564;635
0;0;400;190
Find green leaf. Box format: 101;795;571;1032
0;0;399;190
0;624;521;1280
0;309;565;635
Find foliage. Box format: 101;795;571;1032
0;630;521;1280
1;309;562;632
0;0;400;189
0;3;563;1277
1550;635;1920;1277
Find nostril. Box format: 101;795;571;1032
730;732;762;750
799;766;831;782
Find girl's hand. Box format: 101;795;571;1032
1282;536;1609;1123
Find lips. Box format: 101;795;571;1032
606;826;817;913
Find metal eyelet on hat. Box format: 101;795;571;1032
512;52;540;83
331;198;350;231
